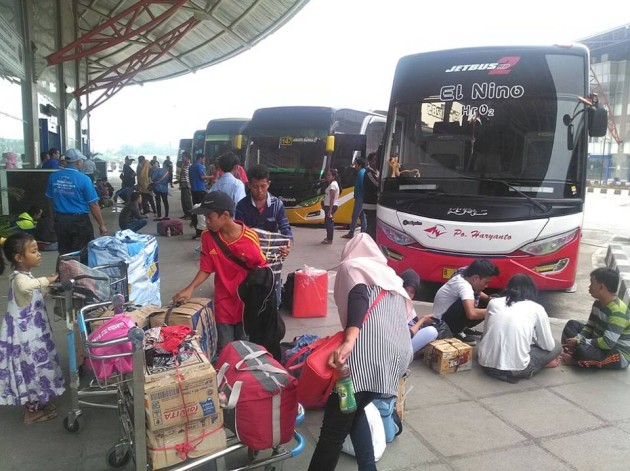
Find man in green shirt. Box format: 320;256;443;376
561;267;630;369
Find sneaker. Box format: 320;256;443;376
341;233;354;239
464;328;483;338
456;332;477;346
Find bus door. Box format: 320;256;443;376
333;133;366;189
331;133;366;223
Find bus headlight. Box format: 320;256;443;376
520;228;579;256
299;196;323;207
378;221;415;246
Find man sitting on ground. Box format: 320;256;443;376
432;259;500;345
561;267;630;369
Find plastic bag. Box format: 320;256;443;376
341;402;386;461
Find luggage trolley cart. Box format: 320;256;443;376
74;299;305;471
48;252;129;433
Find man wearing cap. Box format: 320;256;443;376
45;148;107;262
173;190;266;354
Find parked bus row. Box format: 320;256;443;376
175;44;608;292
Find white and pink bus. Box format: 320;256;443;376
377;45;607;290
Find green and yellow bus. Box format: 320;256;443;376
244;106;386;225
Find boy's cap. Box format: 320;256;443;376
191;191;235;215
64;148;86;162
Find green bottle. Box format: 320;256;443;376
336;363;357;413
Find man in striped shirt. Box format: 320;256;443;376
178;151;193;219
561;267;630;369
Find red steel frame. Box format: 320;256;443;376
46;0;187;65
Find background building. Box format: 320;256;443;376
581;25;630;183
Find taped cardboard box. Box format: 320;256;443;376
90;304;164;330
147;418;227;470
149;298;217;362
423;338;472;374
144;340;223;432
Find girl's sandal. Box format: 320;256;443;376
24;409;58;425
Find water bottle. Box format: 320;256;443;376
336;362;357;413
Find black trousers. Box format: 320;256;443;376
54;213;94;264
191;190;206;235
442;300;483;336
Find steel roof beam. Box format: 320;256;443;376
46;0;187;65
75;16;198;114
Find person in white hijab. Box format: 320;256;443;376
309;233;413;471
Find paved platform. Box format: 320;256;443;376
1;187;630;471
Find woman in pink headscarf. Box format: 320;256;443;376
309;233;413;471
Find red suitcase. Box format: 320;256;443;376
157;218;183;236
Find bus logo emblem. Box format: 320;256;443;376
424;225;447;238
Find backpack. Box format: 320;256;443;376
280;334;320;378
280;271;296;310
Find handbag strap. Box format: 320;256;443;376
210;231;250;270
361;289;387;326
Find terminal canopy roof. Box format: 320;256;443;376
47;0;309;112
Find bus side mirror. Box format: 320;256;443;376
588;106;607;137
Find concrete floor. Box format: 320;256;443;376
1;187;630;471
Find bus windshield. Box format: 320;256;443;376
384;51;588;199
248;133;328;181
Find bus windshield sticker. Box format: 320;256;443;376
447;208;488;217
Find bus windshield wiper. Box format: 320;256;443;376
457;174;550;213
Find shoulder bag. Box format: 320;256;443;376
297;289;386;409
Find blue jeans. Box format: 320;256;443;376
323;205;338;241
308;390;379;471
347;196;366;234
114;186;133;203
122;218;147;233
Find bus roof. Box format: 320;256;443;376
396;44;589;67
205;118;250;134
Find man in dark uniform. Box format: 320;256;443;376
45;148;107;262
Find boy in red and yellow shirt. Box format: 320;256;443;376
173;191;266;353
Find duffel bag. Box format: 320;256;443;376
157;218;184;236
149;298;218;362
216;341;298;451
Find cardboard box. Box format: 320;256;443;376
144;338;208;381
147;418;227;470
144;340;222;432
90;304;164;329
423;338;472;374
396;370;410;421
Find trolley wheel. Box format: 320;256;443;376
106;443;131;468
63;416;81;434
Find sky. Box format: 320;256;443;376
89;0;628;153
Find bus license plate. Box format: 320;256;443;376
442;268;456;279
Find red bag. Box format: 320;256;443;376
216;341;298;450
296;332;344;409
297;290;387;409
157;218;184;236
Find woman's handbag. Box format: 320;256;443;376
297;290;387;409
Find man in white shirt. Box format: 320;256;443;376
432;259;499;345
477;274;560;383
